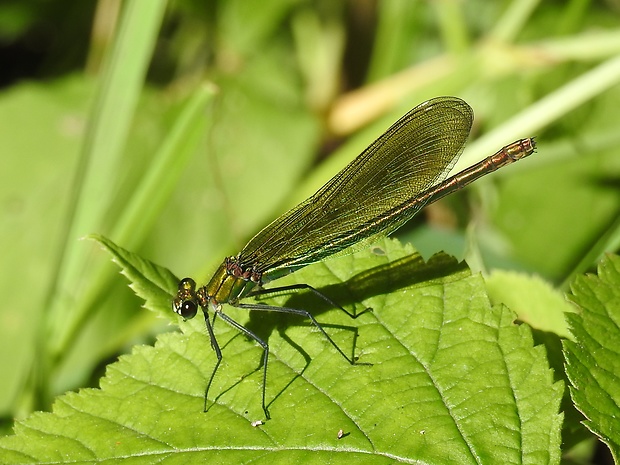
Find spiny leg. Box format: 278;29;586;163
237;302;370;366
215;311;271;420
202;309;222;414
249;283;372;319
201;297;368;419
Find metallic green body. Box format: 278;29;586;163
202;258;259;307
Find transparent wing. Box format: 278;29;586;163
238;96;473;279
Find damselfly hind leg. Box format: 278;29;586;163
201;294;372;420
249;283;373;319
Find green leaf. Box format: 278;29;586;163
0;238;563;464
563;253;620;461
485;272;591;449
486;270;574;338
88;234;179;321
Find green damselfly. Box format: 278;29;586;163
173;96;536;420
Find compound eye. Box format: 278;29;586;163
178;277;196;292
179;300;198;319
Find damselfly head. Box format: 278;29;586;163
173;277;199;319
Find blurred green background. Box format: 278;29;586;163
1;0;619;438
